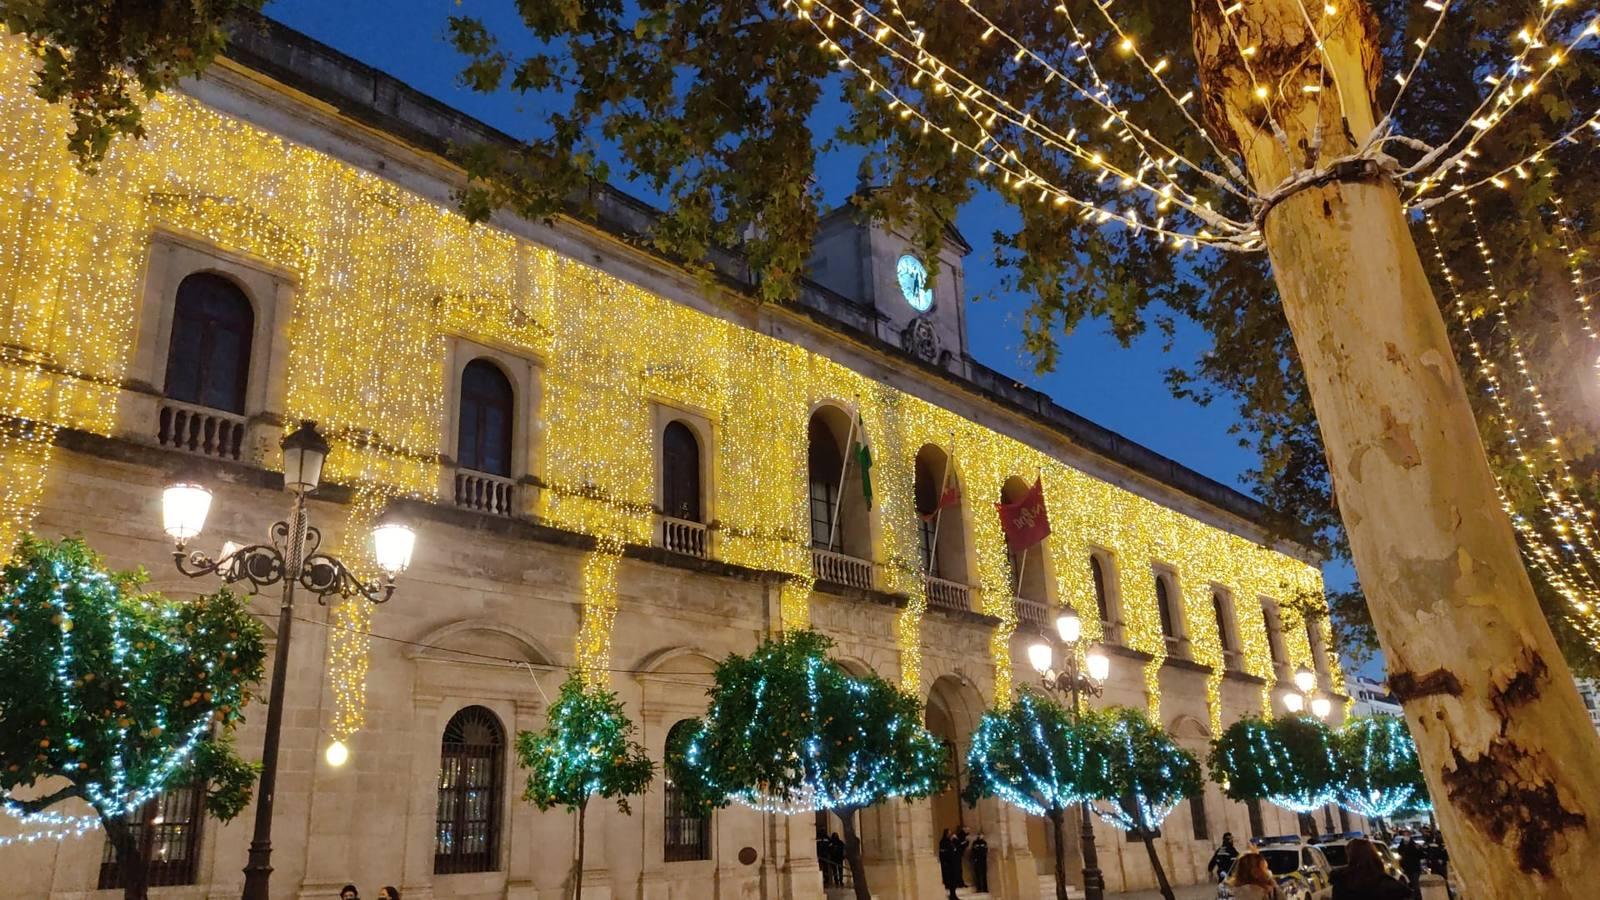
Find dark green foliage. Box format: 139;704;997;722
1088;707;1202;832
963;687;1096;817
666;629;944;900
516;674;654;814
1210;715;1340;813
0;0;265;166
0;535;265;897
667;629;946;814
1335;714;1429;819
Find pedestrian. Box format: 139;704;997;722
1426;836;1450;898
377;889;400;900
1397;836;1425;899
970;831;989;894
828;831;846;886
938;828;959;900
1227;852;1285;900
339;886;360;900
954;825;970;887
817;830;833;886
1331;838;1408;900
1207;831;1241;883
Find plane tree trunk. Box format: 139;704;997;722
1192;2;1600;897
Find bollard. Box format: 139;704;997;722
1418;872;1449;900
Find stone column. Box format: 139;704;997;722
507;698;544;898
398;695;442;900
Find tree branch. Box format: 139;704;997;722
10;782;83;814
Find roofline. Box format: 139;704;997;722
215;12;1323;561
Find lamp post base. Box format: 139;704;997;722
241;842;273;900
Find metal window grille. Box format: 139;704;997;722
98;784;204;889
809;477;839;548
918;517;939;576
435;706;505;874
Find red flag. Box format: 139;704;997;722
995;478;1051;551
918;483;962;522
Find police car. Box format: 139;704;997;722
1310;831;1408;884
1216;835;1333;900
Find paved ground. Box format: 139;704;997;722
1104;884;1217;900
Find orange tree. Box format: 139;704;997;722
668;630;945;900
0;535;264;900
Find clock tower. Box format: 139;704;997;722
805;198;972;375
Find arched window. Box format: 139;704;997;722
914;444;966;582
664;720;712;862
1155;573;1180;639
808;415;845;549
1091;555;1111;624
164;273;253;414
1213;590;1234;653
458;359;515;477
435;706;505;875
662;421;702;522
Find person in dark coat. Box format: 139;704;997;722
970;831;989;893
817;831;834;886
1397;837;1426;900
1425;836;1450;897
938;829;960;900
1331;838;1409;900
827;832;846;886
954;826;971;888
1207;832;1241;883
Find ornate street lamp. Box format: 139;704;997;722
161;421;415;900
1281;664;1331;721
1027;604;1111;900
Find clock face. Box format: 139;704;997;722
896;254;935;312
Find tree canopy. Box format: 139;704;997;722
963;686;1094;818
669;629;945;813
0;535;265;898
1209;714;1340;814
0;0;265;167
517;673;654;814
1334;714;1429;820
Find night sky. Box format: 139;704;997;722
257;0;1364;668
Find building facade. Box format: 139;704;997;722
0;17;1349;900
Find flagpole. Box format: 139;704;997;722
926;434;957;578
826;410;858;553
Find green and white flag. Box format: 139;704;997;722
854;413;873;507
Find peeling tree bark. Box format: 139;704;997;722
1192;2;1600;896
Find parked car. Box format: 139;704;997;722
1311;831;1409;885
1216;835;1334;900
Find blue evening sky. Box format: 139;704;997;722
258;1;1367;671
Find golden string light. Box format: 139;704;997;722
1464;201;1600;569
1407;1;1599;202
0;39;1327;722
1423;211;1600;618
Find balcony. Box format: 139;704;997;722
454;469;516;517
1014;596;1048;629
811;547;872;590
659;515;708;558
925;575;971;612
157;400;246;462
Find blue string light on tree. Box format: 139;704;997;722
667;630;946;900
1209;714;1340;814
1335;714;1428;820
0;536;266;857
